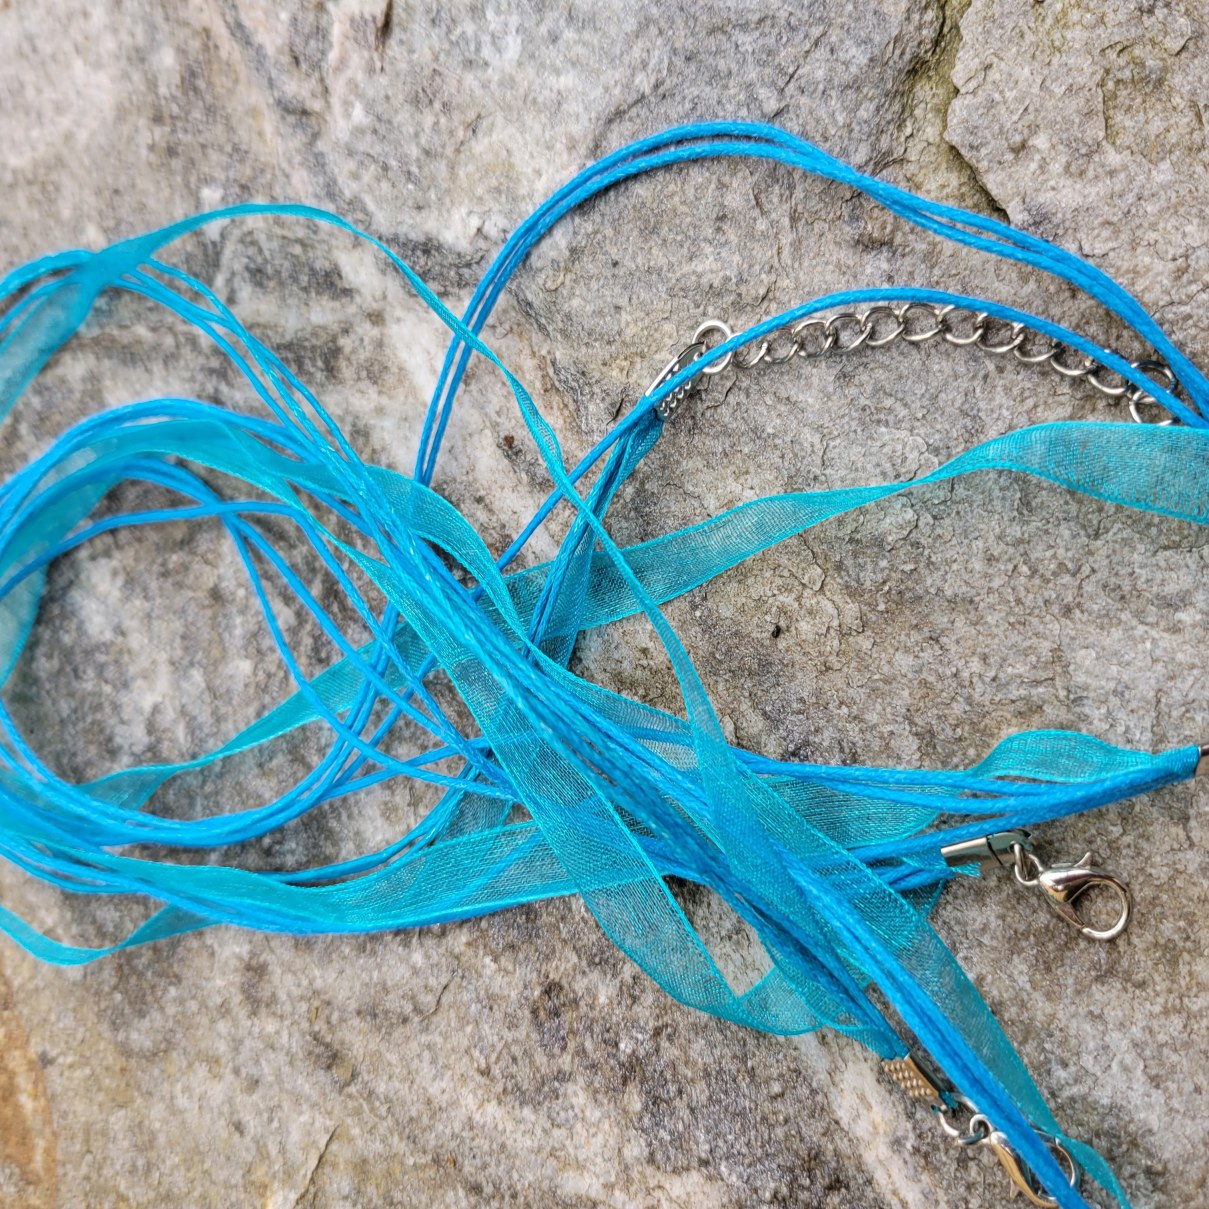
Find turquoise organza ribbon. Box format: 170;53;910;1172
1;123;1205;1208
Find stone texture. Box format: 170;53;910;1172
0;1;1207;1207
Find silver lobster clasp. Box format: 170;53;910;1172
885;1052;1084;1207
939;830;1133;942
1013;847;1132;942
963;1114;1082;1208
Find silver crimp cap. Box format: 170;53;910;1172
645;342;705;421
940;829;1031;871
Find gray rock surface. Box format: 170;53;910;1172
1;1;1208;1206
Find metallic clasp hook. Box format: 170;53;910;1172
1012;846;1132;942
885;1054;1083;1207
940;830;1132;942
939;1111;1081;1208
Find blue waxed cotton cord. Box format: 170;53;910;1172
0;123;1205;1208
419;122;1207;474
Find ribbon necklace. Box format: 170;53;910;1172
0;121;1205;1209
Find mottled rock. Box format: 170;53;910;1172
0;1;1207;1207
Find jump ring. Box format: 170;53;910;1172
693;319;735;376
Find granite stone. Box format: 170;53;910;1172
0;2;1207;1207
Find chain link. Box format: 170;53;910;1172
690;303;1184;425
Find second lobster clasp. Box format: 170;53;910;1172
885;1053;1083;1207
1011;844;1132;942
940;830;1133;942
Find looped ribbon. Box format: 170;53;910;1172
1;122;1206;1209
